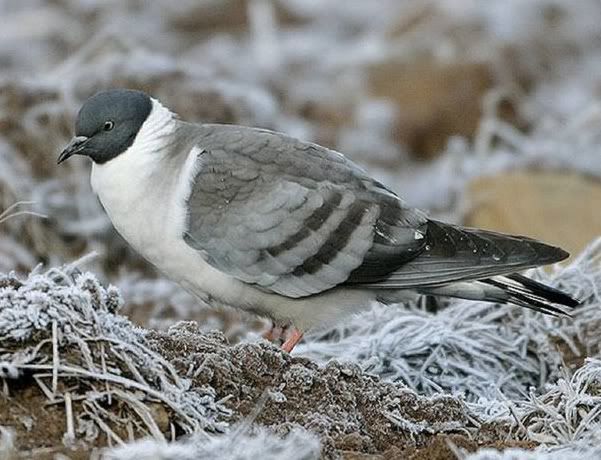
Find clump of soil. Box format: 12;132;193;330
147;322;525;458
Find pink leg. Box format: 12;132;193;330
281;328;304;353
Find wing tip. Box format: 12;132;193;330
532;242;570;265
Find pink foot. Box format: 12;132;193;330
281;328;304;353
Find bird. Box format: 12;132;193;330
57;89;579;352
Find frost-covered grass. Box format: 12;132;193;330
463;445;601;460
103;426;320;460
3;250;600;456
518;357;601;446
289;235;597;460
2;0;601;273
297;238;601;456
0;262;324;457
2;0;601;457
0;263;231;444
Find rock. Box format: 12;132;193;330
367;57;495;160
466;171;601;260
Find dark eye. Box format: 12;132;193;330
103;120;114;131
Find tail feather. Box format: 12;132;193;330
420;273;579;316
480;274;579;316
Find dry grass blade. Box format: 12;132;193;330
0;201;47;224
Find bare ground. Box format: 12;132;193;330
0;321;536;459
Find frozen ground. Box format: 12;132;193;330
1;0;601;458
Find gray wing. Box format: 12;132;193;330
182;124;428;298
351;220;570;289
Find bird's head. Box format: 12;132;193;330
57;89;153;165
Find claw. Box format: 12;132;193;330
262;322;284;342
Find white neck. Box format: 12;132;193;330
132;98;177;153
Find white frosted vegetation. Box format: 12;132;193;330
518;357;601;446
0;262;323;456
0;264;231;442
463;445;601;460
298;237;601;453
299;239;601;402
103;426;320;460
1;0;600;295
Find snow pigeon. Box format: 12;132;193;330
58;89;579;352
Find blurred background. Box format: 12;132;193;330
1;0;600;335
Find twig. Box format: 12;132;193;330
33;374;56;401
112;389;166;441
84;402;125;447
0;201;47;224
99;342;111;406
52;321;59;397
65;392;75;442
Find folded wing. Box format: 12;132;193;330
182;124;427;297
182;124;570;300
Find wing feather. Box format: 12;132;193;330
351;220;569;289
182;124;427;297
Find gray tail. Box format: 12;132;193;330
422;273;579;316
480;273;579;316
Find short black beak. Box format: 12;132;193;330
57;136;89;164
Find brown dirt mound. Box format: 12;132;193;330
146;322;532;459
0;319;534;459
